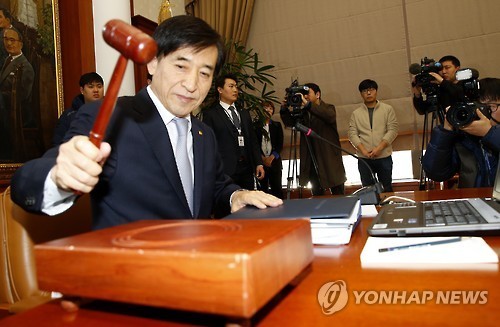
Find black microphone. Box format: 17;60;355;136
295;122;383;205
409;63;421;75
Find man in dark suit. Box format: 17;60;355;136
10;15;282;230
202;73;265;192
255;101;284;198
0;27;34;160
0;7;13;65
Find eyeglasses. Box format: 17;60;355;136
361;87;376;94
484;103;500;113
3;37;20;43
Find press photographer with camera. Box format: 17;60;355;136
280;82;346;195
422;77;500;188
411;55;463;117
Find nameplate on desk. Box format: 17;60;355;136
34;219;313;318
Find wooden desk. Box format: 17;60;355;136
2;189;499;326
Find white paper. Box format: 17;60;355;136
360;236;499;269
311;223;354;245
361;204;378;217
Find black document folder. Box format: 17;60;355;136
227;196;360;222
227;196;362;244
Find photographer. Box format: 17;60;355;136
280;83;346;195
422;77;500;188
412;55;464;116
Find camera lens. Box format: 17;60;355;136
446;103;475;128
291;94;301;105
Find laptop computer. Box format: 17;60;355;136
368;159;500;236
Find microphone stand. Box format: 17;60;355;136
295;122;383;205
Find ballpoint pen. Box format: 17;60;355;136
378;237;463;253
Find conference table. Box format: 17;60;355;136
2;188;499;326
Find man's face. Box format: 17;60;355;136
147;45;218;118
80;81;104;103
263;103;274;118
3;29;22;56
481;98;500;125
439;60;459;82
360;87;377;104
305;88;320;105
0;11;10;29
218;78;238;105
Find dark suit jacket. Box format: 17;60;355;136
0;53;34;109
202;103;262;176
11;88;240;229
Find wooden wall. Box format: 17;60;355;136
58;0;96;109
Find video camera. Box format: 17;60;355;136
285;80;309;109
409;57;443;95
446;68;491;129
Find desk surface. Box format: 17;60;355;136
2;188;499;326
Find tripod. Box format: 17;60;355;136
286;127;300;199
285;125;322;199
418;94;442;190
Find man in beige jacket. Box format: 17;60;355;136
348;79;398;192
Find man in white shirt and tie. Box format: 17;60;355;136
202;73;265;206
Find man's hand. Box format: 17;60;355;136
429;72;444;85
442;106;454;131
231;190;283;213
300;93;308;106
255;165;265;180
50;136;111;193
411;76;422;97
368;140;388;158
461;109;492;137
262;155;274;167
356;143;371;158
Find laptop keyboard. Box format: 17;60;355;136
424;201;487;227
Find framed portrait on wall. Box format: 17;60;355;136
0;0;63;187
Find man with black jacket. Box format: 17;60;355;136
411;55;463;117
52;72;104;145
202;73;265;191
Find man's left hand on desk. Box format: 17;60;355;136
231;190;283;213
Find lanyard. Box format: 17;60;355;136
224;108;242;134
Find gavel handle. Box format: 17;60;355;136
88;54;128;146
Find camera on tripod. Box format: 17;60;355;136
285;80;309;108
409;57;443;95
446;68;491;129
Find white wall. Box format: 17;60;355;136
92;0;135;96
246;0;500;140
92;0;186;96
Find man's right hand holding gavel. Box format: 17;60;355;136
50;136;111;194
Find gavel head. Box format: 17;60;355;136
102;19;157;65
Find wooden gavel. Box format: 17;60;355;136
88;19;157;146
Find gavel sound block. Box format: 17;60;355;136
34;219;313;318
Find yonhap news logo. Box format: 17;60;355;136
317;280;488;315
317;280;349;315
